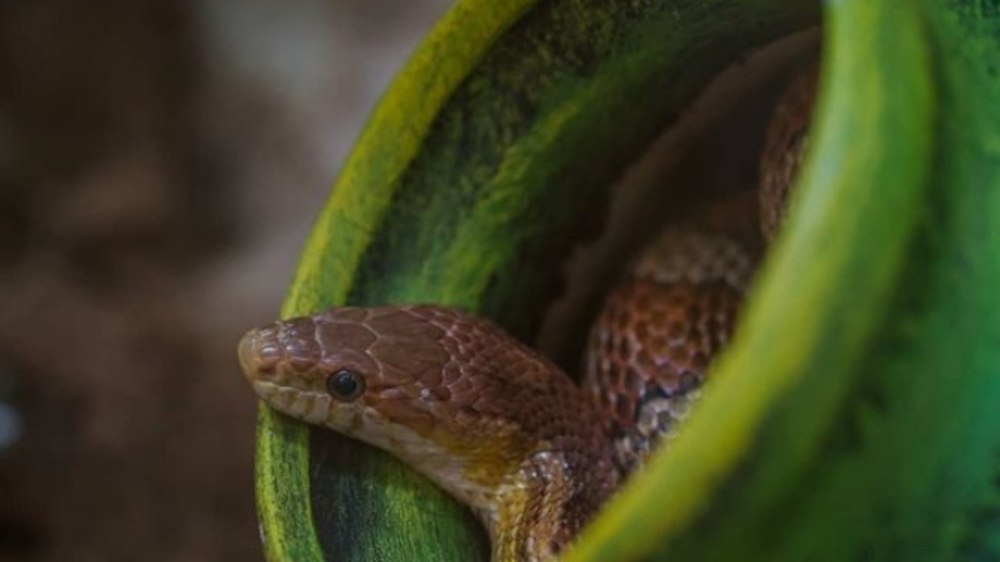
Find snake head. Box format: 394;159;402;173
238;305;602;511
238;306;463;433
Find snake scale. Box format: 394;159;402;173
238;63;817;561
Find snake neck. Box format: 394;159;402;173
486;446;621;562
364;390;620;562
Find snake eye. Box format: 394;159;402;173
326;369;365;401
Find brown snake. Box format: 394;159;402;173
238;64;817;561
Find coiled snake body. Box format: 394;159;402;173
238;65;816;561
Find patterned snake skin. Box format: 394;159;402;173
238;64;817;561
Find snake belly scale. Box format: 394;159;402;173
238;65;817;561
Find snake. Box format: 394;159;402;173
238;62;817;561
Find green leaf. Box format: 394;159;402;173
254;0;1000;560
572;0;1000;560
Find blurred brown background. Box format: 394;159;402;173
0;1;449;559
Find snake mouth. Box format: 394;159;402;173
249;378;335;426
237;330;257;379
